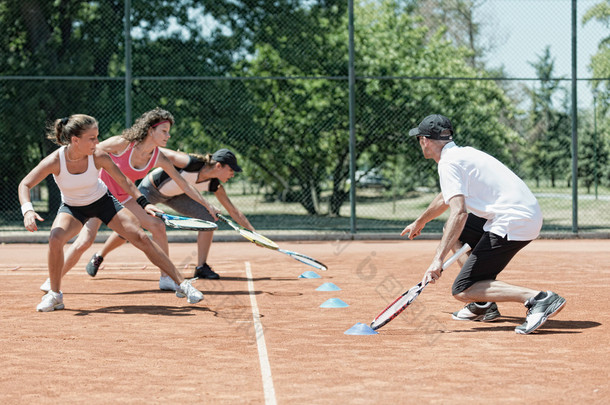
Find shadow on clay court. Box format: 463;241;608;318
201;276;297;282
65;305;216;317
444;314;601;334
66;289;267;296
93;276;296;283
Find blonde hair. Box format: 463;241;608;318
121;107;175;144
191;153;214;163
46;114;98;146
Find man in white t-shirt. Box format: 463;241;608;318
401;114;566;334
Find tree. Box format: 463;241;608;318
1;0;520;222
235;0;519;215
583;0;610;107
0;0;198;217
579;109;609;193
583;1;610;186
522;46;572;187
415;0;500;69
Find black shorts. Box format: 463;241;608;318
57;191;124;225
452;214;531;295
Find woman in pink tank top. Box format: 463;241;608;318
50;108;219;294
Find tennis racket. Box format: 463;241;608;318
154;212;218;231
370;243;471;331
217;214;327;271
277;249;328;271
217;213;279;248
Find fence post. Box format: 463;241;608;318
124;0;132;127
348;0;357;234
570;0;578;233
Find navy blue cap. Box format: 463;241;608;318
212;149;242;172
409;114;454;140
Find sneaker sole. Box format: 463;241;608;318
452;314;485;321
516;299;566;335
451;313;500;322
37;303;65;312
187;296;203;304
481;316;501;322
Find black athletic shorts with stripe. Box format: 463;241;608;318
57;191;124;225
452;213;532;295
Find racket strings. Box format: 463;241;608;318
372;288;421;327
240;229;279;249
168;218;216;230
290;254;327;271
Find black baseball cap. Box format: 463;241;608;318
408;114;454;140
212;149;242;172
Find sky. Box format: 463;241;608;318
478;0;607;107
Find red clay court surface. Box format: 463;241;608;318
0;239;608;404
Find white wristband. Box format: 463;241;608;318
21;202;34;216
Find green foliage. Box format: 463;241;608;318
522;46;572;187
237;0;519;215
579;111;610;193
0;0;197;214
1;0;607;232
583;1;610;111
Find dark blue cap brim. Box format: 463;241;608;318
408;128;421;136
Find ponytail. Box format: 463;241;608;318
183;153;216;172
47;114;98;146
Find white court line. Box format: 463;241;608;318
245;261;277;405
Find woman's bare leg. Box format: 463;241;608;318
48;213;84;291
106;209;183;285
61;218;102;277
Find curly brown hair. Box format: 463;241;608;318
121;107;175;144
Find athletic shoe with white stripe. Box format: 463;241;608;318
452;302;501;322
515;291;566;335
36;290;64;312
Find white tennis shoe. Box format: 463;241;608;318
37;290;64;312
40;278;51;292
159;276;182;293
178;279;203;304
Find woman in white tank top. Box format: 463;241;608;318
18;114;203;312
53;145;107;206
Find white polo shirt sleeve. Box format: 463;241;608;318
438;159;468;203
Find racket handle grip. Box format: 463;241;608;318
441;242;471;270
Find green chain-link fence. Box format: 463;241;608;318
1;0;609;237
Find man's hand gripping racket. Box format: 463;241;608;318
370;243;471;331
